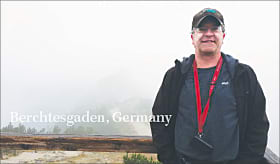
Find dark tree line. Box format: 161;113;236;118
0;122;95;135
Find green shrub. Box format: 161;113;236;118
123;153;162;164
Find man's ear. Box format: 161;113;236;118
191;34;195;46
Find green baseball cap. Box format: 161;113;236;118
192;8;225;32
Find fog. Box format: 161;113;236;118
1;1;279;154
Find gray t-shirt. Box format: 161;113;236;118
175;63;239;162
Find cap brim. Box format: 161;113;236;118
195;15;224;28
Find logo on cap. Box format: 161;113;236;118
206;9;216;13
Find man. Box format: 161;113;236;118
150;8;269;164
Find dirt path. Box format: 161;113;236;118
1;151;158;163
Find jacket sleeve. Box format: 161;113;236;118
235;66;270;164
150;69;178;164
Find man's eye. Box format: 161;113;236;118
211;27;219;31
199;28;208;32
196;26;221;33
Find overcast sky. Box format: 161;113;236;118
1;1;279;154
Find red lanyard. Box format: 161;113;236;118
193;56;223;135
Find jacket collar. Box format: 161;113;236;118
177;52;238;80
179;54;195;74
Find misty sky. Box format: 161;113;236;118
1;1;279;154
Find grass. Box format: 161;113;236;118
123;153;161;164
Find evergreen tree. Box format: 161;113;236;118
52;125;61;134
18;123;26;133
39;128;46;134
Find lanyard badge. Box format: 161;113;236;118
191;55;223;152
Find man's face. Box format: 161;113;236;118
191;17;225;55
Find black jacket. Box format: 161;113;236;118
150;53;269;164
